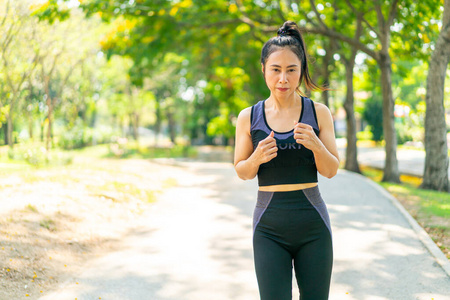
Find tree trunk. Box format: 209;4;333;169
421;7;450;191
2;123;7;145
379;51;400;183
7;113;12;148
40;119;45;142
6;96;17;148
46;96;53;152
320;40;334;107
154;97;161;146
167;109;176;144
130;112;139;142
27;108;33;140
343;58;361;173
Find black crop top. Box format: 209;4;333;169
250;96;320;186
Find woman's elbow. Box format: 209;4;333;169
319;164;339;179
235;171;256;181
325;169;338;179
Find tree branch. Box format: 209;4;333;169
309;0;328;29
0;0;10;28
374;2;385;33
276;0;287;22
387;0;399;28
301;25;380;62
345;0;380;39
297;1;319;28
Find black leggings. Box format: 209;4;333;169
253;186;333;300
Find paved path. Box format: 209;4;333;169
40;161;450;300
338;146;450;178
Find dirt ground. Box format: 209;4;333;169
0;156;183;300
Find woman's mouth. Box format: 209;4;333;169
277;88;289;92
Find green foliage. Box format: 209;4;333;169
25;204;39;213
58;119;117;150
107;139;197;159
395;120;414;145
356;130;373;141
39;217;56;231
31;0;71;24
13;0;449;150
362;96;384;142
6;143;73;167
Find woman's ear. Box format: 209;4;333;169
261;63;264;74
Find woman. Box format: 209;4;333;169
234;21;339;300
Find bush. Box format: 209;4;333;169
7;143;73;167
59;120;118;149
362;97;384;142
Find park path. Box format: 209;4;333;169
39;160;450;300
337;144;450;178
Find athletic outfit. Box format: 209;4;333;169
250;97;333;300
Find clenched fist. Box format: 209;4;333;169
293;121;322;151
254;131;278;164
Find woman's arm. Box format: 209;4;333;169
234;107;278;180
293;103;340;179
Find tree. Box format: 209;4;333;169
340;15;363;173
0;0;39;148
422;0;450;191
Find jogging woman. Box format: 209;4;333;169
234;21;340;300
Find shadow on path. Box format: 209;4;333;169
40;162;450;300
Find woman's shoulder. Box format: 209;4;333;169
313;101;332;116
311;101;333;131
238;106;252;119
236;106;252;131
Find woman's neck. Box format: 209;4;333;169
267;93;301;110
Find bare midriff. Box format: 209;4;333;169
258;182;318;192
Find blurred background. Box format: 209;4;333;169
0;0;449;185
1;1;450;299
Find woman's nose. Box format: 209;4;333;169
279;72;288;83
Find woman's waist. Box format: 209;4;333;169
257;164;318;187
258;182;318;192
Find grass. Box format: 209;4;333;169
1;141;198;167
39;217;56;231
86;181;158;203
105;142;198;159
24;204;39;213
0;141;188;299
360;166;450;259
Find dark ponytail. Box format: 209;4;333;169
261;21;324;96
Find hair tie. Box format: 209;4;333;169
278;29;287;36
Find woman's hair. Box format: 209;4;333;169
261;21;324;96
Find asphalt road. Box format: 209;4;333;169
40;161;450;300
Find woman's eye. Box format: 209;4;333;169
289;69;296;72
273;69;279;72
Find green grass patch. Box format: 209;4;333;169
70;144;111;158
24;204;39;213
39;218;56;231
380;182;450;217
162;177;178;189
361;166;450;258
105;141;198;159
87;180;158;203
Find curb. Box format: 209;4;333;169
339;169;450;278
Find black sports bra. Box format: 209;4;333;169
250;97;320;186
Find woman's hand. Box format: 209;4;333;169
293;121;323;152
253;131;278;164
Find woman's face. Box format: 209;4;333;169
262;48;301;98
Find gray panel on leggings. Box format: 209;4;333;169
253;191;274;232
302;186;332;236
